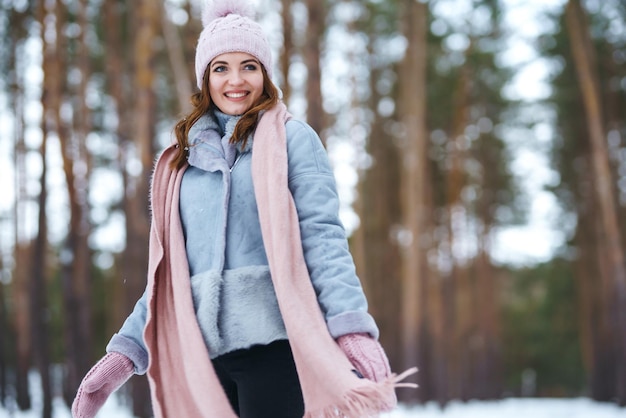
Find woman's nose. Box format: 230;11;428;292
228;70;244;85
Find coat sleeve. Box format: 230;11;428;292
105;291;150;374
285;119;379;339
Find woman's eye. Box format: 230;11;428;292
244;64;258;71
213;65;227;73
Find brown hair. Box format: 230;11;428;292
170;65;280;170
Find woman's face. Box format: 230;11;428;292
208;52;265;116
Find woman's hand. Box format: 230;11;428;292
71;352;134;418
337;333;391;382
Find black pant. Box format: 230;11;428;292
212;340;305;418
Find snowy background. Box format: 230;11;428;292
0;373;626;418
2;396;626;418
2;373;625;417
2;376;626;418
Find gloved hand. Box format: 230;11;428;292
71;352;134;418
337;333;391;383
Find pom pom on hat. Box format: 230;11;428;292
195;0;272;90
202;0;255;26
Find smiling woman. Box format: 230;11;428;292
69;0;415;417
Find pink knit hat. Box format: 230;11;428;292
195;0;273;90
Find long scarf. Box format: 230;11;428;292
143;102;415;418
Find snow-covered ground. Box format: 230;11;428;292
388;398;626;418
2;396;626;418
2;374;625;418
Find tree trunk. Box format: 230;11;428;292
32;3;53;414
183;1;202;87
279;0;294;103
590;199;615;400
573;219;594;378
396;0;428;401
13;245;31;411
12;25;32;413
474;194;502;399
0;277;6;406
354;61;403;374
32;105;52;418
44;0;94;402
570;125;610;399
101;2;152;413
101;0;132;340
303;0;325;137
73;0;95;386
125;1;160;415
566;0;626;403
160;0;193;114
446;61;472;402
428;266;448;405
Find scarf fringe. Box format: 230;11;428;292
303;367;419;418
392;367;419;388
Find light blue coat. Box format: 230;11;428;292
107;110;378;374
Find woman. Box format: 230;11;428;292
71;1;414;417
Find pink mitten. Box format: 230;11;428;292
337;333;391;383
71;352;134;418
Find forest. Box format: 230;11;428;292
0;0;625;417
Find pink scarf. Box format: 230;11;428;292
143;102;412;417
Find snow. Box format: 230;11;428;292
2;396;626;418
2;374;626;416
386;398;626;418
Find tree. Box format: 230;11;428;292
0;275;7;406
120;1;162;415
565;0;626;404
31;1;54;414
39;0;97;402
8;3;34;408
349;0;404;380
303;0;326;136
279;0;294;103
396;0;429;400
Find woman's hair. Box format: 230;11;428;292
170;64;280;170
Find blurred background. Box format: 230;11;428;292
0;0;625;417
